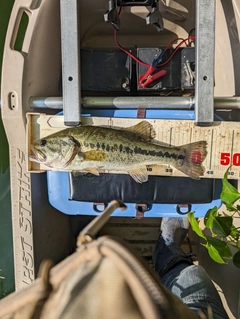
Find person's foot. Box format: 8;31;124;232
153;217;192;278
160;217;189;247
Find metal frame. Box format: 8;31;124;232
60;0;81;126
59;0;216;126
195;0;216;126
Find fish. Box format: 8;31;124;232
29;120;207;183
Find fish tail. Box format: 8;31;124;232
173;141;207;179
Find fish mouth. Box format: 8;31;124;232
29;145;47;163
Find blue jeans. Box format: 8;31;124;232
153;238;229;318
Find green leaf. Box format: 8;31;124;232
225;203;237;212
188;213;207;240
205;236;232;258
230;227;239;240
220;168;240;205
233;251;240;268
204;206;218;229
214;216;233;237
202;243;226;264
204;207;233;237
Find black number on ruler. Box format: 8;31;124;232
206;170;214;175
147;167;152;172
165;168;173;173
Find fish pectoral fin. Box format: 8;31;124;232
82;150;107;161
122;121;156;142
71;169;100;177
128;166;149;183
84;168;100;176
72;171;84;178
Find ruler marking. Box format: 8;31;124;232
230;130;235;169
169;127;172;147
209;129;214;170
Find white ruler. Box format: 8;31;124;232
27;113;240;179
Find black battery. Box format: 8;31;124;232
137;47;195;91
137;48;181;91
81;49;132;92
181;47;195;89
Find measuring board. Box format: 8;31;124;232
27;113;240;179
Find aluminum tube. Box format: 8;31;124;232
29;97;63;109
214;97;240;109
82;96;194;109
29;96;240;110
29;96;194;109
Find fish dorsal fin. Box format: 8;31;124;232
122;121;156;142
128;166;149;183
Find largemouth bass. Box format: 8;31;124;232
29;121;207;183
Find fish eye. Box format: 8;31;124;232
40;139;47;146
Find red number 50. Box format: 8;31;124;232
220;152;240;166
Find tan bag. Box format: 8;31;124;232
0;201;197;319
